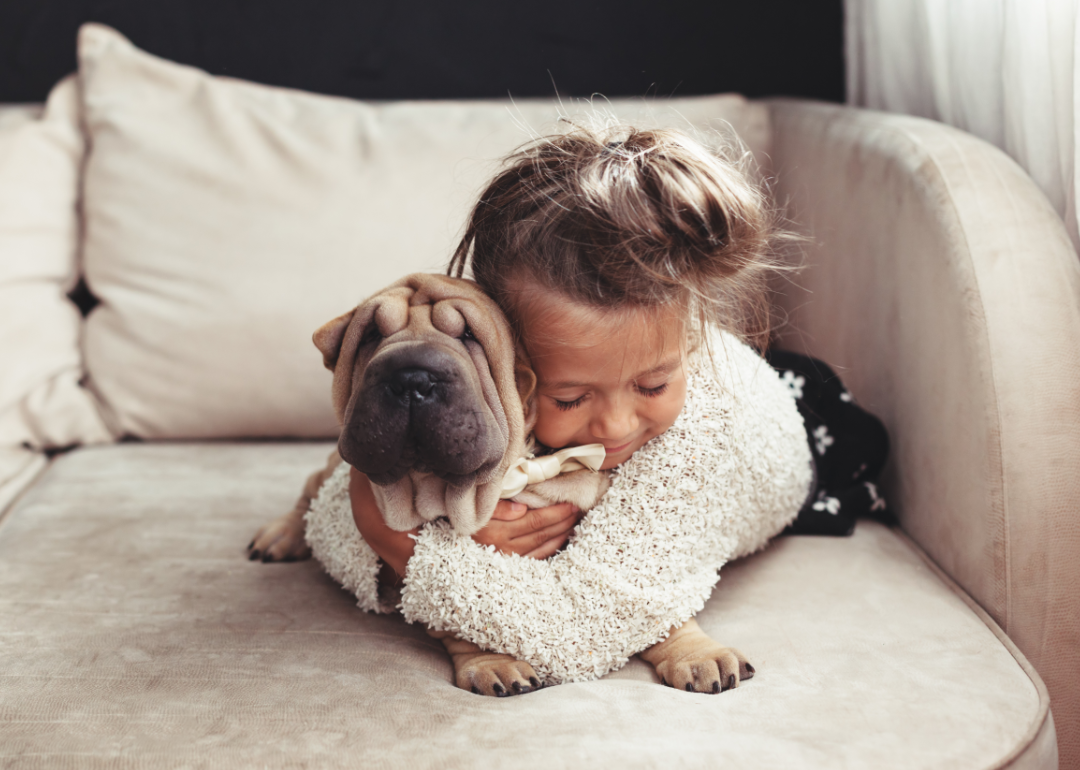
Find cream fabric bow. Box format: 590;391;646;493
499;444;607;499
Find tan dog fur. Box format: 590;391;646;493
249;273;753;696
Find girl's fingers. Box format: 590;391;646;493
489;500;528;521
524;532;571;560
511;509;580;550
505;502;578;538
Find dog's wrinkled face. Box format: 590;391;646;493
313;274;533;533
344;322;497;486
339;298;508;488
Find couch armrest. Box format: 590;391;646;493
764;99;1080;758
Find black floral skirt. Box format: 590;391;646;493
765;350;893;536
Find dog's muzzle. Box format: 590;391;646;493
339;344;505;487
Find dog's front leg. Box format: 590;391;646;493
248;451;342;562
640;618;755;694
427;628;542;697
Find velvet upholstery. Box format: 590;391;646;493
0;443;1054;768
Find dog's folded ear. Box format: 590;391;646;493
313;310;355;371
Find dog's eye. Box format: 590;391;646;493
459;325;477;344
360;326;383;346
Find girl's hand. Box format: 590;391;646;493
472;500;583;559
349;467;417;580
351;466;581;576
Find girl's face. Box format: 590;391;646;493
517;289;688;471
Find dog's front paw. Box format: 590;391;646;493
653;643;754;694
456;653;543;697
247;512;311;563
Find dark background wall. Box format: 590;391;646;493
1;0;844;103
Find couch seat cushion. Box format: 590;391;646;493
0;443;1052;769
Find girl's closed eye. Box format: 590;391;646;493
636;382;669;398
553;394;587;411
551;381;669;411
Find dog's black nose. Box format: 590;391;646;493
388;368;438;401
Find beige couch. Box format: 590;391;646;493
1;24;1077;770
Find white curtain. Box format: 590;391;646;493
846;0;1080;251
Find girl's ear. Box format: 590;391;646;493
312;309;356;371
515;345;539;434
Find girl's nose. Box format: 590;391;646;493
591;401;639;443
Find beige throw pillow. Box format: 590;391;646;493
77;23;770;439
0;76;113;449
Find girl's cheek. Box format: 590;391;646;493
532;405;578;447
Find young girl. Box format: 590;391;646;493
348;123;815;695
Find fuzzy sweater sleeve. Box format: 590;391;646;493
399;333;813;684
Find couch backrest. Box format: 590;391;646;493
0;24;772;444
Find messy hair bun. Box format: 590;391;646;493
448;122;792;351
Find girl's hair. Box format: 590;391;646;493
448;121;791;352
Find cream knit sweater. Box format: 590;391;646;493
305;332;813;684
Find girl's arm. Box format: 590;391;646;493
349;468;581;579
349;468;417;578
398;347;814;684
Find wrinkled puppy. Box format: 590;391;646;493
249;273;602;697
320;272;531;534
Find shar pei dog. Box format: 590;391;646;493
248;273;606;696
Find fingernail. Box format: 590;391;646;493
571;505;581;514
512;503;526;513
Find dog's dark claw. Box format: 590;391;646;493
492;683;505;696
247;540;255;550
471;686;479;694
711;680;721;694
529;677;541;689
727;674;736;691
685;682;694;692
511;681;524;694
744;663;755;677
261;552;274;563
661;677;669;687
248;550;261;561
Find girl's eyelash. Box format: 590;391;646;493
552;383;668;410
636;383;669;398
553;396;586;412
